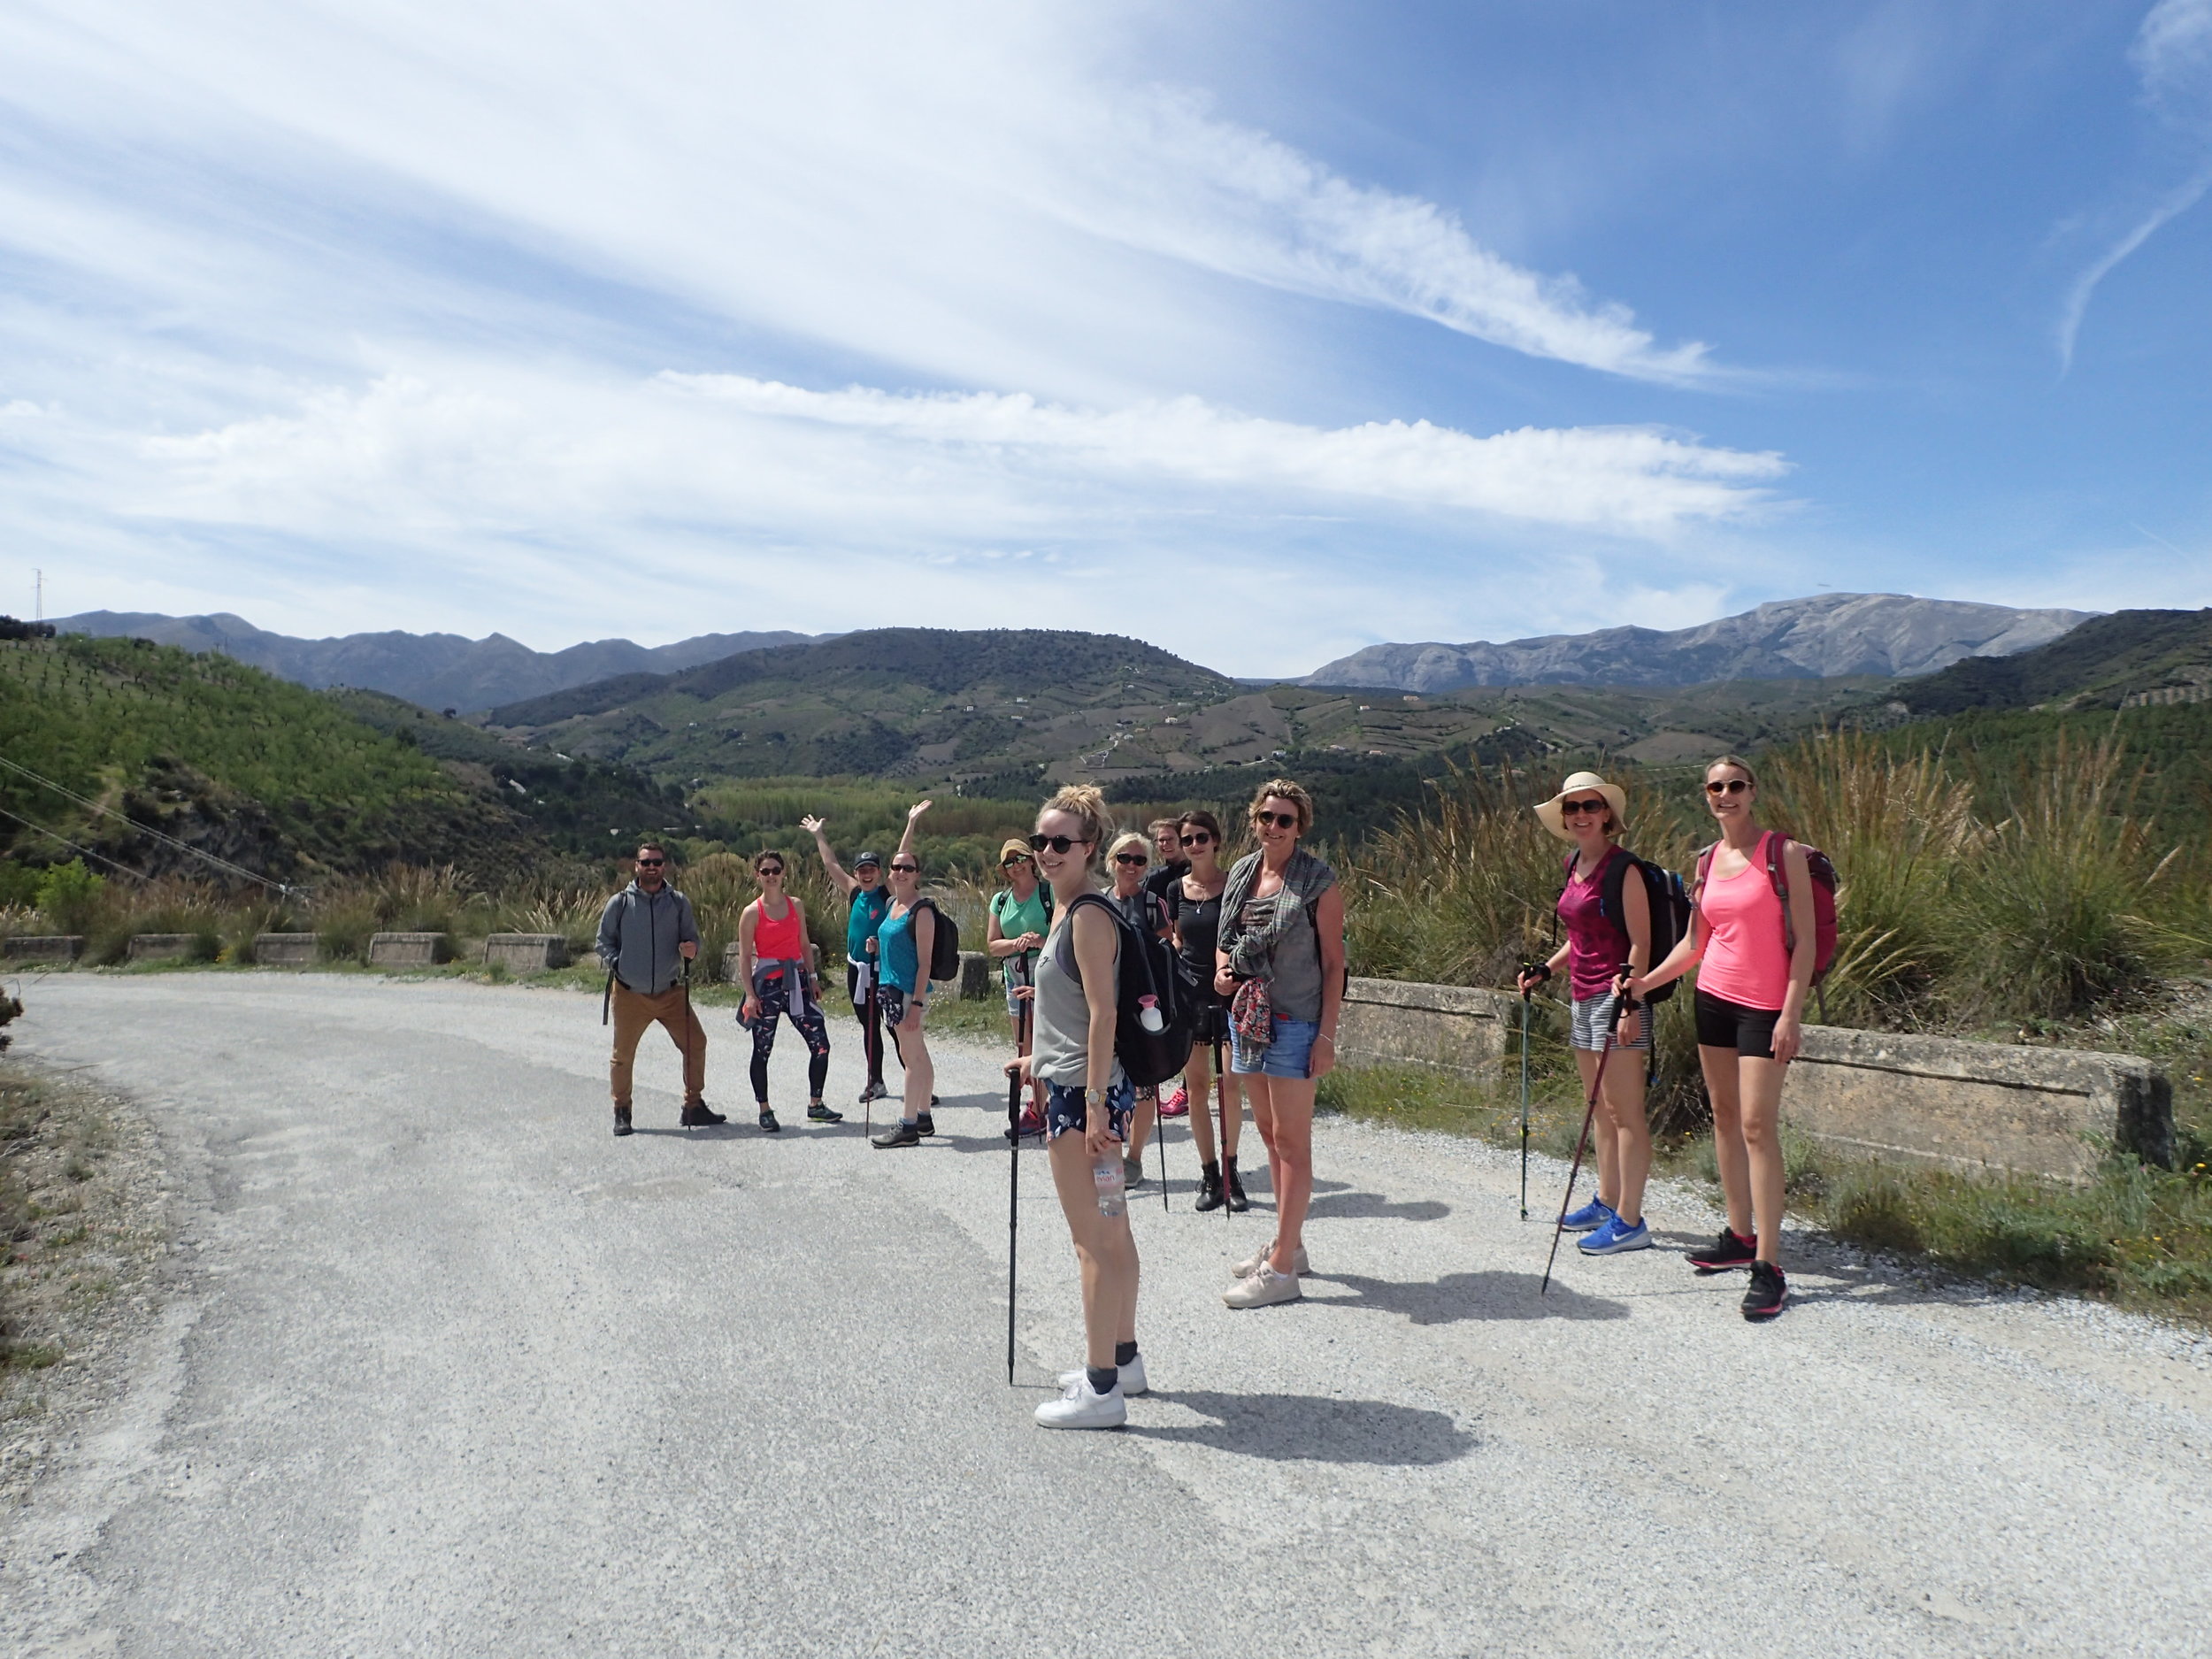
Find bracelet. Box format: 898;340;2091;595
1317;1033;1335;1045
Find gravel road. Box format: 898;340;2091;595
4;974;2208;1657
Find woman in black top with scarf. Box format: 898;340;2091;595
1164;809;1248;1212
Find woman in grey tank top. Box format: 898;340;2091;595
1010;784;1143;1430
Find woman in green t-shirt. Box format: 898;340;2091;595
987;837;1053;1133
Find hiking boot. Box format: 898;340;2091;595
1687;1227;1759;1273
1742;1260;1787;1321
1222;1262;1302;1309
1579;1214;1653;1256
858;1079;890;1104
1559;1195;1615;1233
680;1101;727;1127
806;1102;844;1124
1233;1242;1309;1279
1194;1167;1225;1213
915;1111;936;1138
1056;1354;1148;1398
1160;1086;1189;1119
1034;1376;1125;1430
612;1105;633;1137
872;1120;922;1149
757;1108;781;1133
1224;1158;1251;1212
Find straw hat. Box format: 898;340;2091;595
1534;771;1629;842
997;837;1034;866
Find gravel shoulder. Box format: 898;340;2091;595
3;972;2208;1658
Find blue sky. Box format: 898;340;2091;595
0;1;2206;676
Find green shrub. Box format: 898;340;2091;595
34;859;106;933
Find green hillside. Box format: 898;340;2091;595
0;635;554;886
1873;608;2212;718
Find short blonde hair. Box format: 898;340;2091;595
1248;777;1314;835
1108;830;1151;863
1040;783;1111;872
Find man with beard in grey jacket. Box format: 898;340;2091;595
597;841;722;1135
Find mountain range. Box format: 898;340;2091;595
54;611;827;713
1302;594;2094;693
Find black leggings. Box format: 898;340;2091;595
846;962;887;1084
751;973;832;1102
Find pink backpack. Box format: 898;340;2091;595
1695;831;1839;1016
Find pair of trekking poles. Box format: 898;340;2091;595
1521;962;1640;1296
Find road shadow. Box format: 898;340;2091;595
1129;1390;1474;1466
1306;1189;1450;1223
1314;1269;1628;1325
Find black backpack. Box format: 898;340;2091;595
911;898;962;984
1065;892;1195;1089
1561;849;1692;1004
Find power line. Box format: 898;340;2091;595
0;753;290;893
0;804;154;884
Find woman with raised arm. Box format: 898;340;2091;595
1010;784;1143;1429
1517;772;1653;1255
803;800;930;1109
735;849;837;1133
1107;830;1174;1190
1164;809;1246;1211
1215;780;1344;1309
987;837;1051;1137
869;801;939;1148
1625;757;1816;1322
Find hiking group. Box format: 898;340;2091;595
593;754;1832;1429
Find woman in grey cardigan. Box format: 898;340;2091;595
1214;779;1346;1309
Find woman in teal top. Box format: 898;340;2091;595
869;846;940;1148
987;837;1052;1134
804;800;928;1107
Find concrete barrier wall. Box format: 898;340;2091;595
1333;975;2173;1181
128;933;196;963
367;932;452;968
483;933;569;972
254;933;319;966
1;935;82;963
953;950;992;1001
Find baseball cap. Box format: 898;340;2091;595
853;850;883;869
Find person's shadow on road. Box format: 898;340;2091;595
1310;1269;1627;1325
1127;1389;1474;1466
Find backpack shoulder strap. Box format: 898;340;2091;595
1764;831;1800;955
1694;841;1718;903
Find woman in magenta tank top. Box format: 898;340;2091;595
1628;756;1818;1323
1517;771;1655;1256
736;850;835;1132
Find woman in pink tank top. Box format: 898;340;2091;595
1627;756;1817;1324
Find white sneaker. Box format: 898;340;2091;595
1232;1242;1310;1279
1056;1354;1148;1397
1222;1262;1302;1309
1035;1376;1127;1430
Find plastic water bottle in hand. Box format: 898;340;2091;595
1094;1154;1126;1217
1137;994;1164;1033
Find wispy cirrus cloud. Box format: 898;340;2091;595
2058;0;2212;370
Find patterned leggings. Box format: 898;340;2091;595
750;973;832;1102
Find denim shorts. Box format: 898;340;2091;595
1043;1076;1135;1142
1571;989;1652;1053
1231;1016;1319;1079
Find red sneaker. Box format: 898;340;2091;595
1160;1086;1189;1119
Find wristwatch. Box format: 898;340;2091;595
1084;1087;1106;1111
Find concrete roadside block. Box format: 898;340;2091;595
483;933;569;973
254;933;320;967
128;934;196;964
367;932;452;968
1;935;83;964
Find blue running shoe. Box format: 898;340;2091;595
1558;1196;1615;1233
1579;1214;1652;1255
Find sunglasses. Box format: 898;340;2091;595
1178;832;1212;847
1254;810;1300;830
1002;853;1033;867
757;865;785;877
1560;798;1609;816
1705;778;1752;796
889;862;919;873
1114;852;1148;866
634;857;665;867
1028;833;1088;854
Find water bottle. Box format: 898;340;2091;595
1094;1153;1126;1217
1138;994;1164;1033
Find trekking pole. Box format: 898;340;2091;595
1006;995;1026;1386
680;954;695;1122
1517;970;1539;1221
1541;979;1635;1295
863;966;879;1133
1157;1088;1170;1213
1214;1037;1230;1226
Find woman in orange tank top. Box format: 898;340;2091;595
738;849;836;1132
1626;756;1816;1324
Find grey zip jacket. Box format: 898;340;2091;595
596;881;700;995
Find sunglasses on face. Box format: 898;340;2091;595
1028;833;1087;854
1114;852;1148;866
1705;778;1752;796
635;857;665;867
1179;832;1211;847
890;864;919;876
1254;810;1299;830
1561;798;1608;816
757;866;784;877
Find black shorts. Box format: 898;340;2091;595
1187;995;1230;1049
1695;988;1780;1061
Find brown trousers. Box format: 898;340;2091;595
609;980;707;1107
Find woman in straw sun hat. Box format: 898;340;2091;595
1517;770;1655;1257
